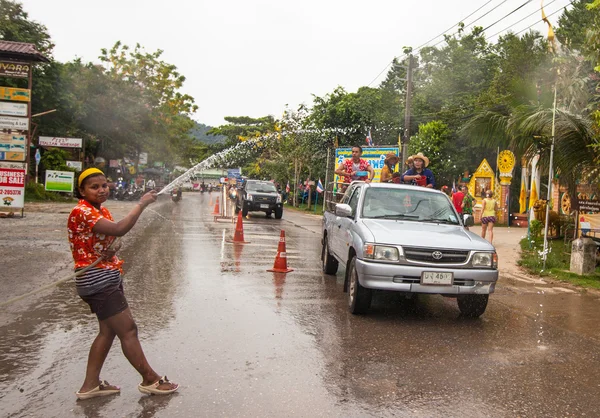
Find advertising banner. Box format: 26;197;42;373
0;61;30;78
0;115;29;131
39;136;82;148
0;102;28;117
334;146;400;185
45;170;74;192
139;152;148;165
0;87;30;102
0;162;26;208
0;132;26;161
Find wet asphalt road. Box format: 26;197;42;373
2;192;600;417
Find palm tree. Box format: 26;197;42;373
463;104;599;210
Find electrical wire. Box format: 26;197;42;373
367;0;497;86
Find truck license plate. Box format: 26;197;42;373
421;272;453;285
260;204;269;209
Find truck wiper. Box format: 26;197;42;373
417;218;459;225
367;214;419;219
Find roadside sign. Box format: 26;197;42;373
0;87;30;102
0;102;28;117
66;160;82;171
0;115;29;131
45;170;74;192
0;61;30;78
39;136;82;148
0;162;26;208
0;132;26;162
35;148;41;165
139;152;148;165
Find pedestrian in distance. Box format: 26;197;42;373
401;152;435;188
460;185;475;229
452;185;464;215
334;145;375;186
481;189;499;243
69;168;179;400
380;153;399;183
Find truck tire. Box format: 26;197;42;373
348;256;371;314
275;207;283;219
457;294;489;318
321;237;338;275
242;202;249;217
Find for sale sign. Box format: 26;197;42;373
0;162;26;208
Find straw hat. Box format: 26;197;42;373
411;152;430;167
384;153;399;165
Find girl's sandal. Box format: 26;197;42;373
138;376;179;395
76;380;121;400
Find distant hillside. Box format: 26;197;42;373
190;122;226;144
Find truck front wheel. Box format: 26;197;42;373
457;294;489;318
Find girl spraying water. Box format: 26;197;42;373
69;168;178;399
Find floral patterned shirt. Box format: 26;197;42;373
342;158;371;184
67;199;123;273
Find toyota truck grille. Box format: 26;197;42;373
403;247;469;264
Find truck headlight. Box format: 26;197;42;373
247;194;253;201
472;252;497;268
277;194;282;203
364;244;401;262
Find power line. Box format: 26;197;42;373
367;0;496;87
486;0;560;40
482;0;534;32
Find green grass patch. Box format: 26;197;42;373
24;182;76;202
519;237;600;289
285;202;324;216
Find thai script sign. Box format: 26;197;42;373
0;115;29;131
0;61;30;78
334;147;399;184
0;87;30;102
39;136;83;148
45;170;74;192
0;102;27;117
0;162;26;208
580;199;600;214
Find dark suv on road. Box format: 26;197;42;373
236;180;283;219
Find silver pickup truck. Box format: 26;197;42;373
321;182;498;317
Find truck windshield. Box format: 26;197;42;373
246;182;277;193
361;187;459;225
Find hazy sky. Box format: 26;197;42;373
21;0;572;127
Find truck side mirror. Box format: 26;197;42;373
335;203;353;217
463;214;474;227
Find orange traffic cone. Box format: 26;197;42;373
212;197;220;215
267;230;293;273
227;211;250;244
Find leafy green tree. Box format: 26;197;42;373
0;0;54;54
209;116;276;147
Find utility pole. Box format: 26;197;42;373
402;54;414;167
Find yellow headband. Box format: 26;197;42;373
78;168;105;187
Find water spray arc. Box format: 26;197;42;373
156;134;277;195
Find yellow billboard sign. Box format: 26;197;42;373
0;87;31;102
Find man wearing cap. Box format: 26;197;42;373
380;152;399;183
401;152;436;188
335;145;374;185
